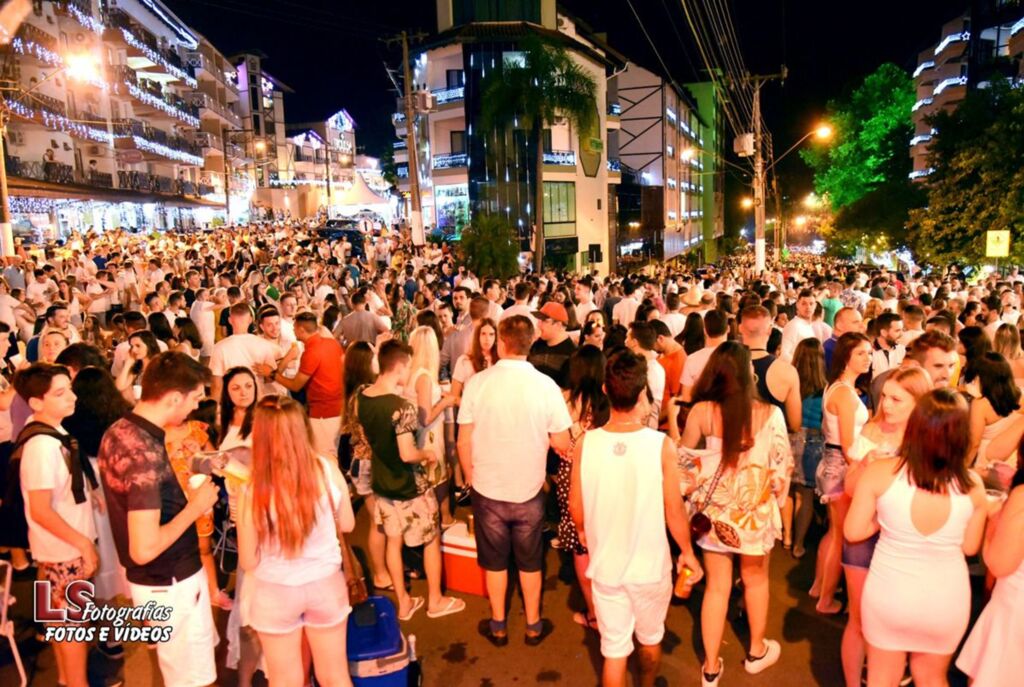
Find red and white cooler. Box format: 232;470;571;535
441;521;488;597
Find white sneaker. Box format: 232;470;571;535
744;638;781;674
701;657;723;687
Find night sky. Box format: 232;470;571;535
171;0;970;196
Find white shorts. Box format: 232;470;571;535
591;577;673;659
309;415;342;460
128;569;219;687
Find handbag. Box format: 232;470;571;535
689;458;726;541
323;466;369;606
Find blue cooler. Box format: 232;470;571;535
347;596;411;686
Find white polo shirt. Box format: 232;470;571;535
458;359;571;503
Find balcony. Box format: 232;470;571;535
85;169;113;188
10;27;61;67
111;65;200;127
608;103;622;116
543;149;576;167
432;86;464;106
112;118;203;165
187;51;238;91
104;9;197;88
189;92;241;128
432;152;467;170
393;140;407;149
56;0;104;34
4;157;119;190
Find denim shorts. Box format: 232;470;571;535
471;489;545;573
799;431;824;489
842;532;880;569
247;570;351;635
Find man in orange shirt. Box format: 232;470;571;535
651;319;686;431
254;311;343;459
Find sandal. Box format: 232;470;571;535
572;611;599;631
524;618;554;646
398;596;425;621
426;596;466;619
478;618;508;647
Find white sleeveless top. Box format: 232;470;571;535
875;467;974;564
250;455;344;586
823;381;869;449
581;427;671;586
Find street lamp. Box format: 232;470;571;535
794;215;808;227
767;122;833;173
741;197;754;209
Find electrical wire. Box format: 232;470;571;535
173;0;386;39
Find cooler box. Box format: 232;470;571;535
441;521;488;597
347;596;410;686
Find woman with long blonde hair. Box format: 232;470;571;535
404;325;457;527
993;322;1024;389
238;396;355;687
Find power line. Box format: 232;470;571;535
624;0;684;94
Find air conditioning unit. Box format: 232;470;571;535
8;130;24;146
87;145;102;156
415;90;434;111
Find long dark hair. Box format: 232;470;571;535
148;313;175;345
679;312;706;354
219;366;256;444
959;326;992;385
469;318;499;374
792;338;827;399
975;352;1021;417
828;332;871;383
898;389;972;494
64;367;133;457
344;342;376;400
567;344;610;429
693;341;755;468
128;330;161;376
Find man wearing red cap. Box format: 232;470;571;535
528;301;577;389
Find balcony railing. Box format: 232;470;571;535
188;52;238;90
189;92;242;128
57;0;104;33
608;103;622;116
432;86;464;105
105;9;198;88
607;158;621;172
543;149;576;167
10;33;61;67
112;118;203;165
111;65;200;127
393;140;407;149
432;152;467;169
86;169;113;188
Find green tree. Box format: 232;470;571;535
827;180;926;253
458;213;521;278
907;79;1024;266
480;35;597;272
801;63;915;205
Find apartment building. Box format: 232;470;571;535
611;62;723;266
0;0;250;234
394;0;626;274
910;2;1024;180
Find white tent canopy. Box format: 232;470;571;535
334;173;388;208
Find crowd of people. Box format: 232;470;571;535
0;222;1022;687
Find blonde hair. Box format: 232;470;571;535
407;325;440;386
994;323;1023;362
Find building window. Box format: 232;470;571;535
446;69;464;88
252;114;261;132
454;0;540;24
667;144;674;158
450;130;467;154
543;181;576;237
542;128;552;153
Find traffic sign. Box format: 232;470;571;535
986;230;1010;258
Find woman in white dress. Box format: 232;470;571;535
840;367;932;687
847;389;988;687
968;352;1021;480
956;453;1024;687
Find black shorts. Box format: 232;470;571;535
471;489;545;573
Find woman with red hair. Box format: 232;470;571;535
238;395;355;687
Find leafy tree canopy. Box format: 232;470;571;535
458;213;521;279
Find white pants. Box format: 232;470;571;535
591;577;673;659
309;415;342;460
128;569;218;687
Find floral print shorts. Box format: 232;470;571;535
374;490;440;547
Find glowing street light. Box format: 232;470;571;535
741;197;754;210
64;53;101;83
814;123;833;140
794;215;808;227
254;139;267;154
804;192;821;209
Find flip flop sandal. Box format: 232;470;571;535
427;597;466;619
572;611;599;630
398;596;425;621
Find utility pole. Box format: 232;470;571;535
744;68;786;274
401;31;424;247
324;146;332;220
0;113;12;256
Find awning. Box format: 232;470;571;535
6;176;226;208
334;172;388;207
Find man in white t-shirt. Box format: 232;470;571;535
26;268;58;308
779;289;818;362
574;279;598;324
679;310;729;402
209;303;277;401
458;316;571;646
256;304;299;396
661;293;687;338
18;363;99;687
626;321;665;429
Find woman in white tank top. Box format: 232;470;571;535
237;396;355;687
967;352;1021;473
846;389;987;687
812;332;871;616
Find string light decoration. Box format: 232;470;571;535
119;28;198;88
123;81;200;127
40;109;113;144
67;4;104;34
11;37;62;66
130;135;202;165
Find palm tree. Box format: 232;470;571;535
480;35;597;272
